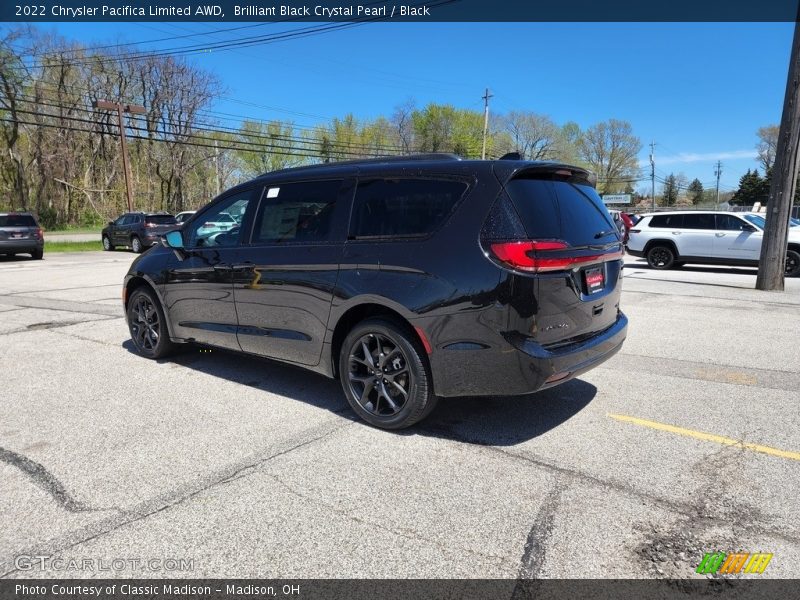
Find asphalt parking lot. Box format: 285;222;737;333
0;251;798;579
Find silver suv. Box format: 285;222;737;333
627;210;800;277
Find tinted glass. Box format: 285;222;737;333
506;178;617;245
682;214;715;229
188;191;252;248
648;214;684;228
351;178;467;238
743;214;766;229
253;180;342;243
145;215;177;225
716;214;751;231
0;214;37;227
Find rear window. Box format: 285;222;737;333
145;215;177;225
0;214;37;227
504;177;617;246
648;214;684;228
350;178;468;239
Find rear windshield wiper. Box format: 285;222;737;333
594;229;618;239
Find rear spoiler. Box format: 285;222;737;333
492;161;597;189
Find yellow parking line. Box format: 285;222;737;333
607;413;800;462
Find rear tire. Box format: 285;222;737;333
647;245;676;270
126;287;176;359
131;236;143;254
31;249;43;260
786;249;800;277
339;318;436;430
102;235;114;251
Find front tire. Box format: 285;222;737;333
102;235;114;251
126;287;175;359
131;236;143;254
339;318;436;430
647;245;676;270
786;249;800;277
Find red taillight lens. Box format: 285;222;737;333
35;228;43;239
490;240;621;273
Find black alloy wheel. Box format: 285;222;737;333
786;249;800;277
127;287;175;359
647;245;675;270
340;318;436;429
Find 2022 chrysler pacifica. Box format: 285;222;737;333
123;154;628;429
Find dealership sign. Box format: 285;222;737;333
602;194;632;205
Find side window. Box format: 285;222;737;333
187;191;252;248
252;179;342;244
683;213;715;229
716;214;749;231
350;178;468;239
115;215;128;226
649;214;684;228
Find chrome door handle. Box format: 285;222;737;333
671;231;681;235
715;232;726;237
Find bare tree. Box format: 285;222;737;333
391;98;416;153
756;125;779;173
578;119;642;193
501;111;559;160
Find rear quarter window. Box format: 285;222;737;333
350;178;468;239
648;214;684;228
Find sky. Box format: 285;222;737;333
9;21;796;193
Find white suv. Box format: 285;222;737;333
627;211;800;277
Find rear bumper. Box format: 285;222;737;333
430;312;628;397
0;239;43;252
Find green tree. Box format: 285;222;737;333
662;173;678;206
687;178;704;205
731;169;764;206
577;119;641;194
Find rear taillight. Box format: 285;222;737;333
490;240;621;273
34;228;43;239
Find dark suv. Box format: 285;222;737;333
123;155;627;429
0;212;44;259
102;212;178;253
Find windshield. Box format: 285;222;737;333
743;214;766;229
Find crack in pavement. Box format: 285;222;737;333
418;424;800;547
262;470;511;570
0;418;353;578
516;479;563;579
0;447;109;514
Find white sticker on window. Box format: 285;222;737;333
267;187;280;198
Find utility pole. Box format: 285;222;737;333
649;141;656;210
214;139;221;196
757;18;800;291
481;87;493;160
714;161;722;209
93;100;146;212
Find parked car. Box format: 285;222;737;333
102;212;178;253
0;212;44;259
627;210;800;276
123;154;628;429
174;211;196;224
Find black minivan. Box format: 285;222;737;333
123;154;627;429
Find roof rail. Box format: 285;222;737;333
260;153;462;177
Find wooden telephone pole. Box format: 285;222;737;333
93;100;146;212
756;19;800;291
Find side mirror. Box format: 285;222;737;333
164;230;184;249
